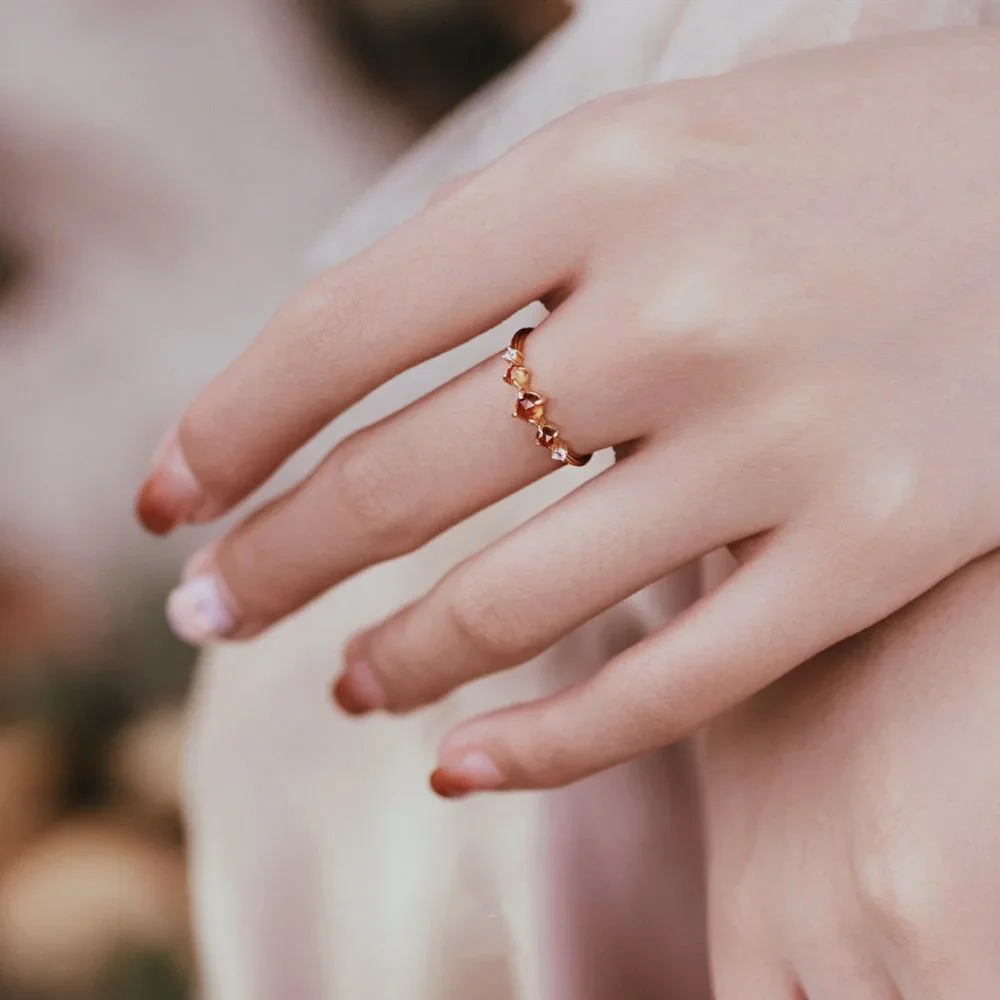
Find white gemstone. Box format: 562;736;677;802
551;446;569;463
502;347;521;363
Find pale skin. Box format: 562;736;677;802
137;26;1000;996
703;549;1000;999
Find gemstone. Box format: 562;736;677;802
536;424;559;448
550;445;569;463
504;365;530;389
502;347;522;363
515;391;545;422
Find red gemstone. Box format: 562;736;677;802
515;391;545;422
536;424;559;447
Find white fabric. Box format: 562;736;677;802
187;3;1000;998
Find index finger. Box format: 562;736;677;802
136;133;583;534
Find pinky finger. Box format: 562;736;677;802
430;528;898;795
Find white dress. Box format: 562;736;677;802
185;2;1000;998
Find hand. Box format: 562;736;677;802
136;29;1000;794
701;550;1000;1000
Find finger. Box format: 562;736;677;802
708;871;802;1000
427;529;908;794
136;131;584;534
164;299;619;644
794;938;903;1000
712;962;801;1000
876;903;1000;1000
337;430;778;715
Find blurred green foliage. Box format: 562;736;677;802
97;949;190;1000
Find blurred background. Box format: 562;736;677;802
0;2;567;997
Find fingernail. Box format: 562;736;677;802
166;573;237;645
430;751;504;799
332;658;385;716
135;431;211;535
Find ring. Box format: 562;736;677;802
501;327;592;467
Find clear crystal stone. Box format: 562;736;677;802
551;445;569;462
502;347;521;363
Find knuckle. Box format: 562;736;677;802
671;319;737;368
631;273;720;346
337;439;421;552
826;464;930;585
283;270;372;374
854;834;948;950
272;280;351;371
369;591;493;712
446;571;527;664
561;92;682;192
851;458;923;533
629;273;775;382
561;84;741;202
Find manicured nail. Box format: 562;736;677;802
166;574;236;645
332;658;385;716
430;751;504;799
135;430;211;535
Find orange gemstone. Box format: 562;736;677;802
536;424;559;447
515;391;545;422
504;365;530;389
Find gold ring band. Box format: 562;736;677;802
501;327;592;467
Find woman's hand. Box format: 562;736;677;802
136;29;1000;794
701;550;1000;1000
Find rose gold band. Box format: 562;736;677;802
501;327;592;467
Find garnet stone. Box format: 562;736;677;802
536;424;559;447
515;391;545;422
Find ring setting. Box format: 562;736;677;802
501;327;591;467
